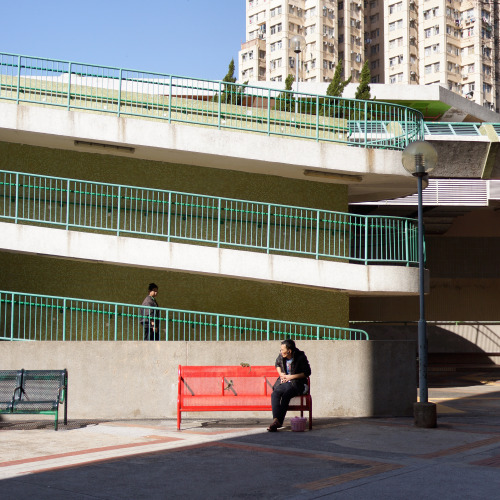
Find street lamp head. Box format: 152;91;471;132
291;34;306;54
402;140;438;177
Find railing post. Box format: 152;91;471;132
114;304;118;341
405;107;409;147
14;172;19;223
168;75;173;123
67;62;72;110
317;325;320;340
266;204;271;254
116;186;121;236
267;320;270;341
216;314;220;341
16;56;21;104
165;308;169;341
217;81;222;129
167;191;172;242
117;68;122;117
217;197;221;248
364;100;368;147
62;298;66;341
267;88;271;136
315;210;320;260
65;179;70;230
316;95;319;141
405;219;410;266
10;292;15;340
364;216;369;265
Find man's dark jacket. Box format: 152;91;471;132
274;348;311;394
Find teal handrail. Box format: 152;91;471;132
0;170;420;266
0;290;369;341
0;52;424;150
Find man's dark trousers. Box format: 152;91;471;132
271;382;300;424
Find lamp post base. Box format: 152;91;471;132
414;402;437;428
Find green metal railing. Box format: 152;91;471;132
0;291;369;342
0;170;420;265
0;52;424;150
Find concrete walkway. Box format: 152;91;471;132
1;371;500;499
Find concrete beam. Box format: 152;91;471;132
0;222;421;295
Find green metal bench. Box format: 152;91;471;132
0;369;68;430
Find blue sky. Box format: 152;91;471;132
2;0;245;80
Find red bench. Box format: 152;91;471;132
177;365;312;430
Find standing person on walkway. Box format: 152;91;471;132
141;283;160;341
268;339;311;432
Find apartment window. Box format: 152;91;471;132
270;41;282;52
483;64;491;76
370;44;379;55
289;4;294;14
338;2;343;10
389;2;402;15
305;24;316;35
468;64;475;74
289;57;295;68
270;23;282;35
370;14;379;23
434;62;440;72
424;28;432;38
289;23;295;32
425;64;432;74
259;50;265;59
370;28;379;38
270;58;282;70
323;59;328;69
270;6;282;17
462;27;474;38
338;34;344;43
483;83;492;94
371;75;380;83
371;59;379;70
389;75;397;84
248;51;254;60
242;53;247;63
306;7;316;18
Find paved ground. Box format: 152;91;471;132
1;371;500;499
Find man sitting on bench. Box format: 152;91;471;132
267;339;311;432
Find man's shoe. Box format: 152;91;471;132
267;418;281;432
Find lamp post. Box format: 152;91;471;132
290;34;305;114
402;140;438;428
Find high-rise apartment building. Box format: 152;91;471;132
238;0;499;112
